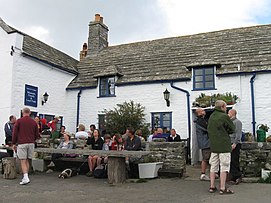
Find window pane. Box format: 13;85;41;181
163;121;170;128
100;84;106;90
163;113;170;121
100;78;107;85
100;89;107;96
195;82;204;89
98;114;106;136
194;69;203;75
205;68;214;75
195;76;203;82
108;78;115;95
205;81;214;88
153;114;161;128
205;75;214;81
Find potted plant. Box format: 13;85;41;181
138;155;163;179
257;124;269;142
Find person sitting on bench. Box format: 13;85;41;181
47;132;73;169
86;129;104;177
111;133;125;151
96;134;112;168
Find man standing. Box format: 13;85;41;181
207;100;235;194
168;129;181;142
228;109;243;184
4;115;16;157
195;108;210;181
12;107;40;185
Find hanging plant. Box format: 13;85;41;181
193;92;238;107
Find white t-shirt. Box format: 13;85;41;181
147;134;153;142
75;131;88;139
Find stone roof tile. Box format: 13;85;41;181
68;24;271;89
0;17;78;74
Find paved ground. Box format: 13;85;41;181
0;170;270;203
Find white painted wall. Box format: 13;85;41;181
11;51;76;124
0;28;18;144
65;72;271;164
0;31;77;144
68;72;271;139
69;81;190;137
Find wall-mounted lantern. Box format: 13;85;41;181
163;89;170;107
42;92;49;105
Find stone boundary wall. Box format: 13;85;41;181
142;142;186;172
240;142;271;177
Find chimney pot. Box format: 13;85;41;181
79;42;88;60
95;14;100;22
100;16;103;24
83;43;87;51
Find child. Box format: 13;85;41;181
97;134;112;166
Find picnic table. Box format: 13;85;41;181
34;148;150;184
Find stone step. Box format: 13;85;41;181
158;169;183;178
242;177;260;183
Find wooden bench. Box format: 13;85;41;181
34;148;150;184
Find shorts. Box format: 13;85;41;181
201;148;211;161
209;152;231;173
17;143;35;160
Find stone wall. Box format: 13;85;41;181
143;142;186;172
240;142;271;177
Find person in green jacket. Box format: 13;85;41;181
207;100;235;195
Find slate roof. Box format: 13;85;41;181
68;23;271;89
0;18;78;74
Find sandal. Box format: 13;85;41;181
219;188;234;195
209;187;217;193
86;171;93;177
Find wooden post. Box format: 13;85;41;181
2;157;17;179
107;156;126;184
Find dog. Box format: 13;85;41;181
58;168;79;179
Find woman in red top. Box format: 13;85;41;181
111;133;125;151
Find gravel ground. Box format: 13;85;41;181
0;172;270;203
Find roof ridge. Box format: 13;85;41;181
106;23;271;50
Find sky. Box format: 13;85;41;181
0;0;271;60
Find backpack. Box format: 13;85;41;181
93;164;108;179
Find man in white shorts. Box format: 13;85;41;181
207;100;235;195
12;107;40;185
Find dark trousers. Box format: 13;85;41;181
52;153;63;162
5;137;13;157
229;143;242;181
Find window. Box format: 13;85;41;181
98;114;106;136
20;110;37;119
39;114;63;131
99;77;115;97
151;112;172;133
193;66;215;90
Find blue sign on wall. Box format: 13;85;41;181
24;84;38;107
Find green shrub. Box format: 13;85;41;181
104;101;150;138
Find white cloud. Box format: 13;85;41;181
23;26;53;44
157;0;271;36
